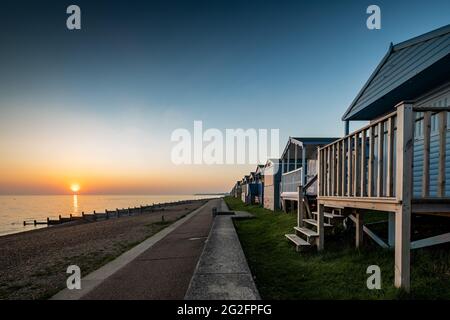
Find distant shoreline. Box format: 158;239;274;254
0;195;220;237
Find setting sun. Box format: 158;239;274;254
70;184;80;193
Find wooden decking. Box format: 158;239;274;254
314;102;450;291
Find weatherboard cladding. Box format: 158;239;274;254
344;25;450;121
412;87;450;197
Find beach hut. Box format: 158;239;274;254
253;165;265;205
263;159;281;211
279;137;338;213
230;181;242;199
287;25;450;291
240;173;261;205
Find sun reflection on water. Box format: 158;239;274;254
73;194;78;214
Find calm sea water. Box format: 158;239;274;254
0;195;218;236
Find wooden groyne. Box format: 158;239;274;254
23;199;206;227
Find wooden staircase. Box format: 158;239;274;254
285;206;345;251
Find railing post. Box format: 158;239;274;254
394;102;413;292
386;118;395;197
361;130;367;197
377;122;385;197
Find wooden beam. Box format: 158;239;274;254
394;103;413;292
318;196;400;212
438;111;447;197
363;225;389;249
411;232;450;249
377;122;384;197
422;112;431;197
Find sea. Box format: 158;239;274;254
0;194;219;236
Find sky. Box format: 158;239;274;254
0;0;449;195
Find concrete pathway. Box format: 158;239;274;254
52;198;219;300
185;200;260;300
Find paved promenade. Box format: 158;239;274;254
53;198;219;300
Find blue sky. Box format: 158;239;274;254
0;0;449;194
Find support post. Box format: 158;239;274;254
355;210;364;248
295;143;298;170
302;146;306;186
438;111;447;197
345;120;350;136
287;144;291;172
297;185;304;227
388;212;395;247
317;202;325;251
282;199;287;213
394;102;413;292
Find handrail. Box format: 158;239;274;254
303;174;317;191
282;167;302;176
318;104;450;201
318;110;398;198
318;110;398;151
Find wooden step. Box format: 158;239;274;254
294;226;318;238
312;212;345;219
303;219;332;228
285;234;311;246
326;205;344;209
285;234;311;251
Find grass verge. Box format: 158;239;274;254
225;196;450;299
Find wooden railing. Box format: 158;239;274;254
318;110;398;200
318;102;449;204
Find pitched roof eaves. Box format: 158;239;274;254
341;43;394;121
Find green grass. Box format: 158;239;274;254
225;196;450;300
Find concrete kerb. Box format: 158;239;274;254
184;199;260;300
